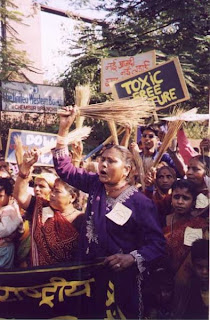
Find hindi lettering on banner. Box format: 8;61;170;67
111;57;190;108
5;129;57;166
0;262;126;319
101;50;156;93
0;81;64;113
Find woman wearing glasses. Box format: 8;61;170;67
52;106;165;319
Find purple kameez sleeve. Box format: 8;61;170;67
129;193;165;269
52;147;98;193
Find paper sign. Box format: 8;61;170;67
42;207;54;224
106;202;132;226
101;51;156;93
195;193;209;209
184;227;203;246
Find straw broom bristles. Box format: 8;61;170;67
74;84;91;129
152;109;184;168
67;97;156;126
39;126;92;155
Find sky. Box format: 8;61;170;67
40;0;106;82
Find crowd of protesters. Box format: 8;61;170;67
0;107;209;319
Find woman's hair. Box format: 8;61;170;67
101;144;137;185
55;178;79;204
156;165;177;180
172;179;197;200
191;155;209;176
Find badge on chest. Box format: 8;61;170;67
106;202;132;226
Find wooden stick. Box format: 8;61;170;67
108;120;119;145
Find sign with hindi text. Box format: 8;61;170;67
101;51;156;93
111;57;190;108
5;129;57;166
1;81;64;113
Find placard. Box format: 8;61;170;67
101;50;156;93
1;81;64;113
5;129;57;166
111;57;190;108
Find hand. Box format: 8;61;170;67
130;142;140;153
20;148;39;175
57;106;78;136
144;167;156;187
200;137;210;153
104;253;135;272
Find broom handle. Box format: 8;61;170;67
83;127;125;161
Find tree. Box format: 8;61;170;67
0;0;39;81
62;0;208;112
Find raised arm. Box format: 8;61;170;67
13;149;38;210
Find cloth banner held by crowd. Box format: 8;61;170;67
0;261;126;319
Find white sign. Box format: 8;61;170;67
106;202;132;226
1;81;64;113
101;50;156;93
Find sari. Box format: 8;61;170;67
31;198;79;266
163;216;208;274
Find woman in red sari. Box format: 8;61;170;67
31;178;83;266
14;148;83;266
164;179;208;274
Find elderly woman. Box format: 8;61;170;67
52;107;165;319
14;154;83;267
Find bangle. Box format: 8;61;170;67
18;170;30;179
57;135;69;145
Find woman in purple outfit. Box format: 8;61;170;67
52;106;165;319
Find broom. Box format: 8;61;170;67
39;126;92;155
74;84;91;129
152;108;186;169
59;97;156;127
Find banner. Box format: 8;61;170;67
101;51;156;93
0;262;125;319
5;129;57;166
111;57;190;108
1;81;64;113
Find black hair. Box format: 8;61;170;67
191;239;209;262
156;165;177;180
172;179;197;201
190;155;209;176
0;177;15;196
140;126;159;136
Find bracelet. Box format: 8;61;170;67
57;135;69;145
18;170;30;179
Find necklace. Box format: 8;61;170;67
105;183;128;196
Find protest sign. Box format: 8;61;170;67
0;262;125;319
5;129;57;166
101;50;156;93
111;57;190;108
0;81;64;113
